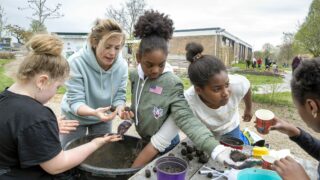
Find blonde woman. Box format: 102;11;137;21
0;34;121;179
60;19;128;147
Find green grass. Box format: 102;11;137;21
253;91;293;106
57;86;66;94
182;77;192;90
232;62;291;72
242;74;283;85
0;59;14;91
126;81;132;102
231;62;247;69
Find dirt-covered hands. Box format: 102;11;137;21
94;106;117;122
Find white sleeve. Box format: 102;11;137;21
151;115;180;152
230;74;250;99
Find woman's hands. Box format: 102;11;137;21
94;106;118;122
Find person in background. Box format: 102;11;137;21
0;34;121;179
265;57;270;70
252;57;257;69
263;58;320;180
60;19;128;148
272;62;278;74
245;58;251;69
257;57;262;69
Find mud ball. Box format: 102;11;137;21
181;142;187;146
110;106;116;112
207;172;213;178
181;149;187;156
198;154;209;164
124;106;131;112
186;146;194;153
193;146;198;151
145;169;151;178
186;154;193;161
168;153;175;157
153;166;157;173
195;149;204;157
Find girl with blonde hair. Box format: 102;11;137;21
0;34;121;179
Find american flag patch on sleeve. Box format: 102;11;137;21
149;85;163;95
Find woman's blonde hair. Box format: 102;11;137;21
17;34;69;81
88;19;125;48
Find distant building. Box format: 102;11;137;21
54;27;252;66
0;38;12;50
53;32;88;58
170;27;252;65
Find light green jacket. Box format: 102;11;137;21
130;67;218;154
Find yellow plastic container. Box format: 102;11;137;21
252;146;269;158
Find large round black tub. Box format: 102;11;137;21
65;134;142;180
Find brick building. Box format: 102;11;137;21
169;27;252;66
54;27;252;66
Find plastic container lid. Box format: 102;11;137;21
237;168;281;180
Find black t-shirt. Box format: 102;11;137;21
0;89;62;179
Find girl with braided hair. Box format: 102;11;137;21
184;42;253;141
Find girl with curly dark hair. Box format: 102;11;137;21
119;10;219;168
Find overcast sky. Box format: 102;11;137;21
2;0;313;50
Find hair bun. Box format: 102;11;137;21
185;42;204;63
134;10;174;40
27;34;63;56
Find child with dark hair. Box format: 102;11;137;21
119;10;219;168
292;56;302;72
266;58;320;179
184;42;252;141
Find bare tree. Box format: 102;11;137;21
105;0;146;38
5;24;33;44
19;0;63;32
0;5;7;38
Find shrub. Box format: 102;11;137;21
0;52;15;59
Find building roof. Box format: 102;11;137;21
53;28;252;48
173;27;252;48
54;32;88;36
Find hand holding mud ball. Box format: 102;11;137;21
94;106;118;122
119;106;134;120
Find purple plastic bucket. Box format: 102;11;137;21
155;156;188;180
